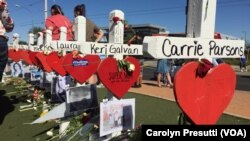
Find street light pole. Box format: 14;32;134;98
44;0;48;22
15;4;34;30
242;31;247;42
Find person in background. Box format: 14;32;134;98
73;4;104;42
45;4;73;41
127;32;144;88
156;59;173;88
240;54;247;72
0;0;14;82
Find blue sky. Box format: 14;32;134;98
6;0;250;43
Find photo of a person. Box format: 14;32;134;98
30;68;41;81
55;76;67;102
11;61;23;77
66;86;92;113
100;99;135;137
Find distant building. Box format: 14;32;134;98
101;24;169;43
220;33;241;40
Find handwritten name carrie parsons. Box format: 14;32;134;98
161;39;244;58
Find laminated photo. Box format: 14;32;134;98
100;98;135;137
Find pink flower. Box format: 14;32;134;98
112;16;120;24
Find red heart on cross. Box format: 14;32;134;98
8;49;22;62
19;50;33;65
35;52;53;73
97;57;140;99
174;62;236;125
29;51;40;66
62;53;101;84
46;52;67;76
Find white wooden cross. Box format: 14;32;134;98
28;10;143;57
144;0;245;60
25;10;142;139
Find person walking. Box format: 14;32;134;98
156;59;173;88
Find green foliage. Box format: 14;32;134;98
29;26;44;34
18;40;28;45
246;42;250;49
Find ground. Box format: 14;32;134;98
0;85;250;141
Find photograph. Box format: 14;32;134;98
66;85;93;113
51;76;67;103
11;61;24;77
30;68;41;82
100;99;135;137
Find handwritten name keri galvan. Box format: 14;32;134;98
145;128;246;138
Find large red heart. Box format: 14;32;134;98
97;57;140;99
8;49;22;62
62;54;100;84
29;52;40;66
46;52;67;76
35;52;53;73
174;62;236;125
19;50;33;65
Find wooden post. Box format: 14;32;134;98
186;0;217;62
109;10;124;60
74;16;86;42
106;10;125;101
186;0;217;38
28;33;34;50
37;32;44;46
45;29;52;43
60;27;67;41
13;34;20;50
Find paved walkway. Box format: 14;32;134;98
129;80;250;120
129;60;250;120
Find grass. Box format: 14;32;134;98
0;86;250;141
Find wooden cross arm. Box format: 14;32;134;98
32;40;143;56
143;36;245;59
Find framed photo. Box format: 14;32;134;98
100;99;135;137
11;61;24;77
30;68;41;82
66;85;94;114
40;72;54;92
51;76;67;103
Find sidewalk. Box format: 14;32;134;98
129;80;250;120
143;60;250;76
128;60;250;120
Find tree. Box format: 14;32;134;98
18;40;28;45
28;26;44;45
246;42;250;49
28;26;44;34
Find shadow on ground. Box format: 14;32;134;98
0;90;15;125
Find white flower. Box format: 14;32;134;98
128;64;135;72
46;131;53;137
83;112;88;116
94;124;99;129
